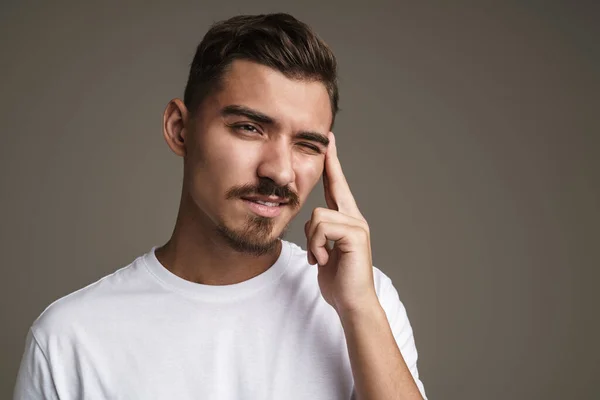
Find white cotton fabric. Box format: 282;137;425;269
14;240;427;399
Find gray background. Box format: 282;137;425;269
1;1;598;399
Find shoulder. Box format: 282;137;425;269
30;255;143;344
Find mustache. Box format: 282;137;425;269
226;179;300;207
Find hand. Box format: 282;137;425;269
304;132;379;318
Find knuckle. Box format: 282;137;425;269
312;207;326;219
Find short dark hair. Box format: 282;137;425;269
183;13;339;128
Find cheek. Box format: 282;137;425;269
187;131;257;206
198;129;258;174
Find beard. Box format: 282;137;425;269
215;213;290;256
215;176;300;256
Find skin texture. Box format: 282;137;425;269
155;58;423;399
155;59;332;285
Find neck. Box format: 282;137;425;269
154;196;282;286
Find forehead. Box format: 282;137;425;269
210;59;333;130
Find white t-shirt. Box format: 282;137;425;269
13;240;427;399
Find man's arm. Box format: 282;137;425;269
304;132;427;399
340;300;424;400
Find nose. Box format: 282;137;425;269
256;137;296;187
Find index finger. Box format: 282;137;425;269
324;132;361;217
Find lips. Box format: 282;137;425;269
241;196;288;206
241;198;284;217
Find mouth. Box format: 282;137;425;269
241;196;289;206
240;198;286;218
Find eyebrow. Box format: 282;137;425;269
221;104;274;124
220;104;330;147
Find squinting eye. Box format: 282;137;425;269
300;144;321;153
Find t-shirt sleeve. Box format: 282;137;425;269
378;275;428;400
13;328;60;400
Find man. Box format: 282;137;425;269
14;13;427;400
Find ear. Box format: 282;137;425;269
162;98;189;157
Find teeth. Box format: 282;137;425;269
254;200;279;207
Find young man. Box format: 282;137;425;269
14;13;427;400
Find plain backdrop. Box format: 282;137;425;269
1;1;598;399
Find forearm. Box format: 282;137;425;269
340;300;424;400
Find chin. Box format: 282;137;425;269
215;215;286;256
